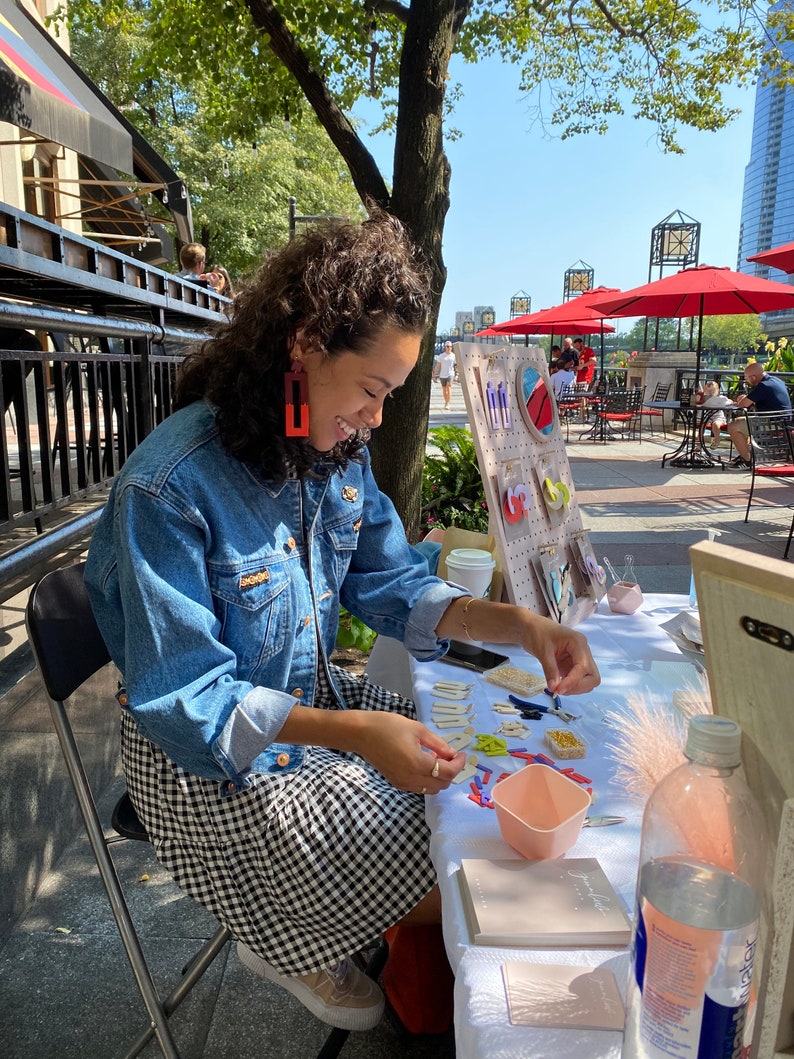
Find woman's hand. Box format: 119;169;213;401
518;614;600;696
436;597;600;697
352;711;468;794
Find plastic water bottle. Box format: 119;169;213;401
623;715;767;1059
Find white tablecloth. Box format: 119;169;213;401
408;593;700;1059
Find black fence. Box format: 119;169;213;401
0;202;228;602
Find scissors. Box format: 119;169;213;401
583;815;626;827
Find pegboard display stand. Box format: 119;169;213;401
453;341;600;627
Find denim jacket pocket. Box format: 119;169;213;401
208;556;292;673
325;516;361;583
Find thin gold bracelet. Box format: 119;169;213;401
460;596;480;641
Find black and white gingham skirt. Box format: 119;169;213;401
120;665;435;975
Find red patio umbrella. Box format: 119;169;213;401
589;264;794;392
746;242;794;275
477;314;614;336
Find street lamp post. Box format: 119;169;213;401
645;209;700;349
510;291;530;318
563;261;595;301
479;308;495;343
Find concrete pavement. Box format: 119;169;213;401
1;382;792;1058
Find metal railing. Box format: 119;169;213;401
0;201;227;602
673;367;794;399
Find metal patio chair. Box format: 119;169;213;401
744;411;794;524
642;381;671;438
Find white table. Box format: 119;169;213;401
407;593;700;1059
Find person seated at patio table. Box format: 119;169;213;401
724;362;792;467
550;358;576;397
549;344;562;371
573;339;596;386
701;381;734;449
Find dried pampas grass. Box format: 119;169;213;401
605;670;712;805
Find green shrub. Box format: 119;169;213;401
336;607;377;652
421;425;489;535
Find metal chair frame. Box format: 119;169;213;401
25;562;386;1059
597;387;644;442
744;411;794;524
642;382;671;438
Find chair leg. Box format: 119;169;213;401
785;510;794;560
49;700;183;1059
744;472;756;522
121;926;232;1059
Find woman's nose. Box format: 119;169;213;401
363;405;383;429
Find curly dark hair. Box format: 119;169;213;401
175;211;432;479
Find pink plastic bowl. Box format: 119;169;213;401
491;764;591;859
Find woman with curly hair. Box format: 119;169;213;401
85;213;599;1031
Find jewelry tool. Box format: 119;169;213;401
497;380;511;428
623;554;637;584
583;815;626;827
485;380;501;429
507;693;578;723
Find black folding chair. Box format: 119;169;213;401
25;562;386;1058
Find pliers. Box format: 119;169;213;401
507;693;578;724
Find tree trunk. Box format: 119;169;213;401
245;0;472;537
370;0;471;541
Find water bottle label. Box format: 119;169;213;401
631;900;757;1058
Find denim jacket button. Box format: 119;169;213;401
276;752;290;767
303;616;311;627
225;781;236;793
291;688;303;698
286;536;296;549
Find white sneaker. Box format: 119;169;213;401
709;436;720;450
236;941;384;1031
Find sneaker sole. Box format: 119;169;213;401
236;942;385;1032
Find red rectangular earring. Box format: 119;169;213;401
284;360;309;437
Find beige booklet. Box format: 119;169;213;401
502;962;626;1030
458;857;631;947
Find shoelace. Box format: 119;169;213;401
326;960;353;993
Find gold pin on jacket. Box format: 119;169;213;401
240;570;270;589
341;485;359;502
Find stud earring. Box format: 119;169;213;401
284;359;309;437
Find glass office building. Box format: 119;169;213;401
737;1;794;330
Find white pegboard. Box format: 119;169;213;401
453;341;598;626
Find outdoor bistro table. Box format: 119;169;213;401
644;399;736;469
406;593;699;1059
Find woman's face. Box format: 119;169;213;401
297;327;421;452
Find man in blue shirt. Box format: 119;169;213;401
725;362;792;466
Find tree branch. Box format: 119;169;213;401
369;0;410;23
244;0;390;208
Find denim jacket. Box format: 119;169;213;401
85;400;463;794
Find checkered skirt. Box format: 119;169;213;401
120;666;436;975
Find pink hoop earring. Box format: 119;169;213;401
284;360;309;437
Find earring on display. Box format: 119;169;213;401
284;359;309;437
542;477;571;511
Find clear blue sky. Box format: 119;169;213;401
356;53;757;333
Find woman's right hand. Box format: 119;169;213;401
352;711;468;794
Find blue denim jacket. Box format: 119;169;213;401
85;400;463;793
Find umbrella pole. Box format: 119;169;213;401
667;297;721;470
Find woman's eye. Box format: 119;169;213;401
364;388;377;399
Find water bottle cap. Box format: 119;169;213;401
685;714;742;767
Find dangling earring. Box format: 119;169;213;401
284;359;309;437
